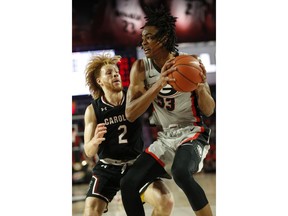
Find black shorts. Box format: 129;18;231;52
86;161;126;203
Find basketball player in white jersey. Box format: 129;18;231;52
120;5;215;216
82;53;174;216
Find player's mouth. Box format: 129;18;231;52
143;48;151;55
112;79;121;85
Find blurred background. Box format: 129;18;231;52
72;0;216;215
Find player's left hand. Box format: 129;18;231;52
192;55;206;83
198;58;206;83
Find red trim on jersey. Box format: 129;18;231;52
145;148;165;167
179;129;204;145
190;94;201;123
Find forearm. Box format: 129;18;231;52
84;138;100;158
83;106;106;158
126;82;162;122
196;83;215;117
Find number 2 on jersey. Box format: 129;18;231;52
118;125;128;144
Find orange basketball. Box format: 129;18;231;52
168;55;204;92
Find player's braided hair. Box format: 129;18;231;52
141;5;178;53
85;53;121;99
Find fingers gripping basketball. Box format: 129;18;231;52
168;55;204;92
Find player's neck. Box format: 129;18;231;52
103;91;124;106
152;52;174;69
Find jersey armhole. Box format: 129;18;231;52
91;100;99;121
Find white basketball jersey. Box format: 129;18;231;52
143;57;203;130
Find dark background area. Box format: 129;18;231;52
72;0;216;51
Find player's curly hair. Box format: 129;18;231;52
85;53;121;99
141;5;178;53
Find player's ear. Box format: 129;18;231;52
96;78;103;86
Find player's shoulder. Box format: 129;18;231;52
130;59;145;76
84;103;96;121
132;58;145;68
85;103;93;111
86;98;101;113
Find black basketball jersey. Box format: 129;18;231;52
92;91;144;161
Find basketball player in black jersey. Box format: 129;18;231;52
82;53;174;216
121;5;215;216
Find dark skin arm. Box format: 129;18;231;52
126;55;215;121
195;57;215;116
125;58;176;122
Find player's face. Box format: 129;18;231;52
98;64;123;92
141;26;165;58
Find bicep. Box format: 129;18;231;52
127;60;146;102
84;105;97;144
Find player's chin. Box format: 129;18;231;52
113;85;123;92
144;53;151;58
144;50;152;58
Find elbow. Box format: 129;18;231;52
125;109;136;122
203;109;214;117
84;147;93;159
85;153;94;159
202;103;215;117
125;103;138;122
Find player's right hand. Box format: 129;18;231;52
93;123;107;144
158;57;176;87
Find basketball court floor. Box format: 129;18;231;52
72;172;216;216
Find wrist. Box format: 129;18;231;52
195;83;206;93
